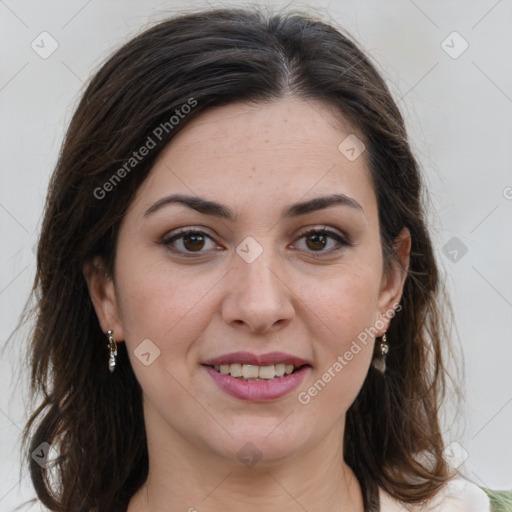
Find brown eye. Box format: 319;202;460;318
160;226;350;257
305;232;328;251
181;232;206;251
295;228;350;254
161;229;217;255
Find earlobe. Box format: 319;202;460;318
82;256;124;341
376;227;411;332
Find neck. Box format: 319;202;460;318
127;412;364;512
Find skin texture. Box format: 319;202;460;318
84;97;411;512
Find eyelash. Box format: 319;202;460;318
160;227;351;257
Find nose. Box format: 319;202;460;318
220;248;295;334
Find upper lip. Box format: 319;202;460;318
202;351;311;367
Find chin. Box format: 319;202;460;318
210;422;313;467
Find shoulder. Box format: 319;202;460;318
378;477;491;512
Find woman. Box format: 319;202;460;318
22;7;492;512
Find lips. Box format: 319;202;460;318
201;351;312;402
202;351;311;367
204;365;310;402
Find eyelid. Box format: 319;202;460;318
160;227;218;251
295;225;351;244
159;225;352;256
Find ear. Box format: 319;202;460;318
375;227;411;335
83;256;125;341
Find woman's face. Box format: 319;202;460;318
86;97;409;468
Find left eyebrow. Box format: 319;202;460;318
143;193;365;220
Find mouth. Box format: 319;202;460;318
202;354;312;401
201;351;312;401
205;362;310;382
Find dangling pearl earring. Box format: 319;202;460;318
106;329;117;373
372;333;389;374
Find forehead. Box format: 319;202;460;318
166;97;362;163
128;97;376;219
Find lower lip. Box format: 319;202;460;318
203;365;310;402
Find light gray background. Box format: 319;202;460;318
1;0;511;509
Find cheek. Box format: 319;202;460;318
114;252;216;364
298;288;377;416
297;259;381;406
306;257;382;341
115;261;211;414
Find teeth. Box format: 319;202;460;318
212;363;301;380
275;363;285;377
242;365;259;379
258;365;276;379
229;363;242;378
219;364;230;375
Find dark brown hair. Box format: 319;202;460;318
17;6;465;512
